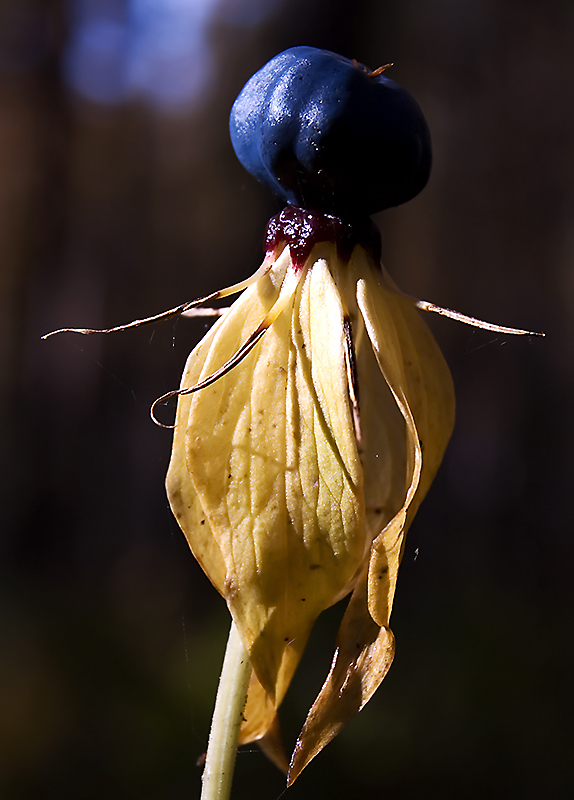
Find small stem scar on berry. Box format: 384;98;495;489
351;59;393;78
368;63;393;77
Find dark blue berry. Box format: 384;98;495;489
229;46;432;217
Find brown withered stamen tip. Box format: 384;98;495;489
368;62;393;78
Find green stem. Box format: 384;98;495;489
201;620;251;800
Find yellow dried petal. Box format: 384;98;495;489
166;250;290;593
288;250;455;782
168;232;454;780
168;245;369;708
288;573;395;785
356;262;455;625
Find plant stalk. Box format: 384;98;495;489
201;620;251;800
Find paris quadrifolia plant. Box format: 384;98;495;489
44;47;543;800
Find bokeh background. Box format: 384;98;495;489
1;1;572;798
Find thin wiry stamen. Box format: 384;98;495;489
151;327;268;428
151;263;302;428
414;299;545;337
41;256;277;339
181;307;228;318
41;293;222;338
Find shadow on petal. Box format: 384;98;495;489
239;670;288;773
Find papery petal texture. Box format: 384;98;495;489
288;251;455;783
167;243;369;711
167;236;455;781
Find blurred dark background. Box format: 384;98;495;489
1;1;572;798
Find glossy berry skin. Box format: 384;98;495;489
229;46;432;217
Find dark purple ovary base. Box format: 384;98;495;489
265;206;382;269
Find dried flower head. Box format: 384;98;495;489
165;206;455;781
42;46;543;795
